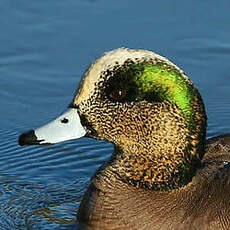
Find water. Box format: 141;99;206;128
1;0;230;229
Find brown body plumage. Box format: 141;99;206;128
78;134;230;229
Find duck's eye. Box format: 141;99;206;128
109;88;127;101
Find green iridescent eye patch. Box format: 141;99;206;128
106;62;197;128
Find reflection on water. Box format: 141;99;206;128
0;130;112;229
0;130;111;229
0;173;82;229
1;0;230;229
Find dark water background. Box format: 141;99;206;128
0;1;230;229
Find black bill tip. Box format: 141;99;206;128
18;130;42;146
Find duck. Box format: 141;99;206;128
18;48;230;230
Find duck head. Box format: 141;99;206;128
18;48;207;191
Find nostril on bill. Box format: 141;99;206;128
61;118;69;124
18;130;43;146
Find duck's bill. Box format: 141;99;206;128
18;108;87;146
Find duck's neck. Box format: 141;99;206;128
107;146;200;191
101;121;206;191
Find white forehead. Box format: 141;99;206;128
75;48;182;104
93;48;168;67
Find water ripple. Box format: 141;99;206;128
0;126;111;229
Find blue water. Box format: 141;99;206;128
1;1;230;229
